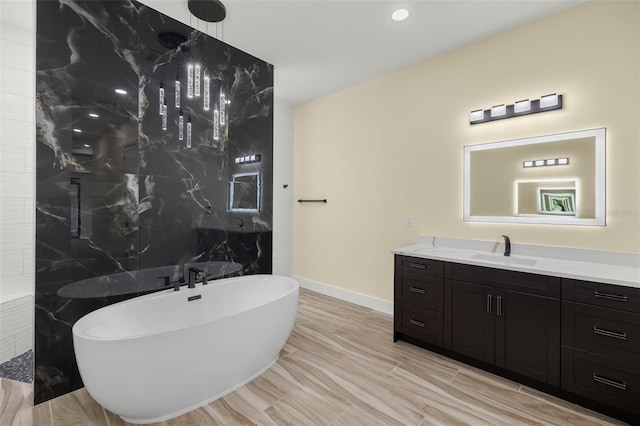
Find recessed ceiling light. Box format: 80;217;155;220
89;113;100;118
73;128;82;133
115;88;127;95
391;8;409;22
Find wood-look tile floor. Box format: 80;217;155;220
0;288;629;425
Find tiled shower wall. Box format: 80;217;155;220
0;19;35;364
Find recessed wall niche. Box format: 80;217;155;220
35;0;273;403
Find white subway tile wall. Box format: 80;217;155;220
272;102;294;277
0;21;35;360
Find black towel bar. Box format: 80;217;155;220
297;199;327;203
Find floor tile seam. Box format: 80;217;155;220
444;382;567;425
515;385;617;424
47;400;53;426
328;403;354;425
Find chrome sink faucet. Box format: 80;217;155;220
501;235;511;257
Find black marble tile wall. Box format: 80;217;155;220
35;0;273;403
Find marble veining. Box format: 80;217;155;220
35;0;273;404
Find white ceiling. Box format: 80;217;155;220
3;0;584;107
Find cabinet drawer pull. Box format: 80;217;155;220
409;286;426;294
496;296;502;316
487;294;492;314
593;326;627;340
409;263;426;270
593;373;627;391
409;319;426;328
594;291;628;302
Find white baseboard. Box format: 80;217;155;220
293;276;393;315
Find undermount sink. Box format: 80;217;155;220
471;253;538;267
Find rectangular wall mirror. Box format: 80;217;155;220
229;172;262;212
464;128;605;225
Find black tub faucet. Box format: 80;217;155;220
188;267;204;289
501;235;511;257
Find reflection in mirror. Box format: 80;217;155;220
229;172;262;212
464;128;605;225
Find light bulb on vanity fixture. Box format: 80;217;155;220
469;93;563;125
490;104;506;117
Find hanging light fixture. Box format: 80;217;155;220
162;98;168;130
186;114;192;147
159;79;165;115
187;63;194;98
175;56;181;108
179;109;184;140
203;69;210;110
195;65;202;97
213;103;220;140
219;91;226;126
188;0;226;22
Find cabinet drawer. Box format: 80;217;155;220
573;304;640;359
400;304;443;345
449;263;560;298
564;279;640;313
572;350;640;414
400;272;443;311
398;256;443;277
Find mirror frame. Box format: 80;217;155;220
464;128;606;226
229;172;262;213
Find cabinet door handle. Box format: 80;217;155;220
496;296;502;316
409;263;426;270
487;294;492;314
409;286;426;294
594;291;628;302
593;373;627;391
593;326;627;340
410;319;426;328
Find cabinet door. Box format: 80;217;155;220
495;290;560;386
445;280;494;364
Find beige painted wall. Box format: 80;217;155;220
293;1;640;303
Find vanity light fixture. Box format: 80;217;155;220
513;99;531;113
539;93;559;108
391;8;409;22
523;157;569;168
235;154;261;164
469;109;484;122
470;93;563;125
490;104;506;117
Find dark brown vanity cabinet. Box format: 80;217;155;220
393;255;444;346
394;254;640;421
443;263;561;386
562;279;640;414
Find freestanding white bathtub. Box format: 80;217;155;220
72;274;299;424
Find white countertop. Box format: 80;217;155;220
392;236;640;289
